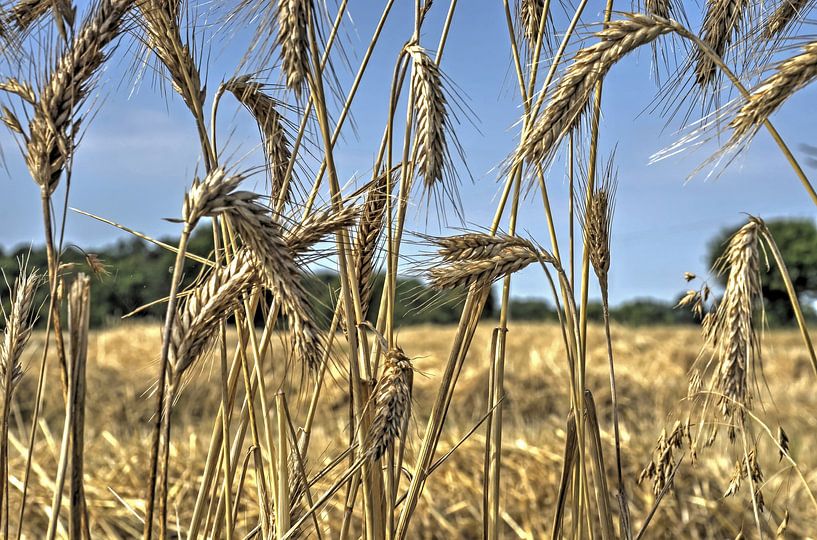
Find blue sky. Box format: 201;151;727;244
1;1;815;305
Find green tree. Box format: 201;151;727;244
708;218;817;325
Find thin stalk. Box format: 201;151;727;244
143;226;192;540
213;225;235;540
305;8;375;537
600;281;630;538
759;225;817;376
282;0;393;217
275;393;290;538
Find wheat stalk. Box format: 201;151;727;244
729;40;817;145
224;76;294;205
407;44;449;189
695;0;751;87
66;273;91;540
520;14;680;166
25;0;132;195
366;347;413;461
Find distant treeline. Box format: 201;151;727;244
1;227;713;328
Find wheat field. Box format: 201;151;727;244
3;0;817;538
4;323;816;538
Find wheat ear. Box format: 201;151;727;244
170;249;258;378
26;0;132;195
285;204;361;254
366;347;414;461
426;234;551;290
224;76;294;204
520;14;680;166
277;0;311;97
729;41;817;145
762;0;810;40
694;0;751;87
704;220;762;427
407;44;449;189
200;183;323;371
1;266;41;394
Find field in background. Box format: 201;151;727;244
7;322;816;538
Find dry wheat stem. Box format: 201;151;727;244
66;273;91;540
520;14;681;167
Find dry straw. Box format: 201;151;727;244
26;0;132;195
520;14;680;166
